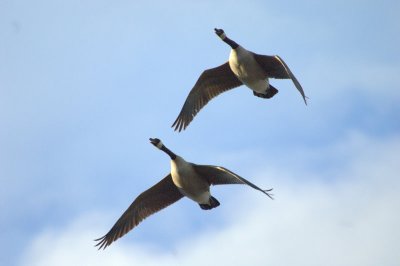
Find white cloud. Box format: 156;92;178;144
19;133;400;266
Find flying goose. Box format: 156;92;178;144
95;138;273;249
172;28;307;132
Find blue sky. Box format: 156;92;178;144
1;0;399;265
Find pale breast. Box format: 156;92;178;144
229;47;268;93
170;158;210;203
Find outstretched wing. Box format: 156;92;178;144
192;164;273;199
95;174;183;249
172;62;242;132
253;53;307;105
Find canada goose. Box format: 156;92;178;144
95;138;273;249
172;28;307;132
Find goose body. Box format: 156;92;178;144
172;28;307;132
170;155;210;204
95;138;273;249
229;46;269;93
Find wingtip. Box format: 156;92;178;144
94;236;109;250
171;123;179;132
171;119;182;132
263;188;274;200
302;95;309;106
304;95;309;105
171;115;187;132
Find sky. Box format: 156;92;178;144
1;0;400;265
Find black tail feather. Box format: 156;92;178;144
199;196;220;210
253;85;279;99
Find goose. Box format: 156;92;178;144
95;138;273;249
172;28;307;132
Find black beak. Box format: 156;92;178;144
214;28;221;33
149;138;158;145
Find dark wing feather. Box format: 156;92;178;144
95;174;183;249
253;54;307;105
192;164;273;199
172;62;242;132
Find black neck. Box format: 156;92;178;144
161;146;177;160
223;37;239;49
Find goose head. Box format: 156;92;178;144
149;138;164;149
214;28;238;49
214;28;226;40
150;138;177;160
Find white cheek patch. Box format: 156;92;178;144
219;32;226;40
156;141;164;149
